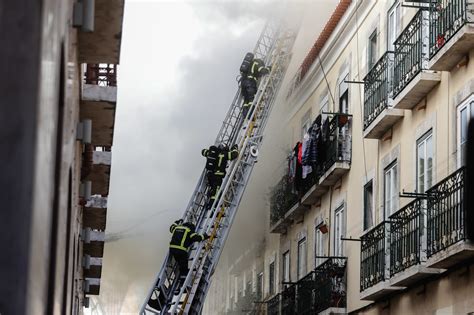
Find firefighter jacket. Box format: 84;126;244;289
244;59;270;82
201;146;239;176
169;222;206;252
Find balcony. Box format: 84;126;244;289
269;175;300;234
363;52;404;139
78;0;125;64
426;167;474;268
392;11;441;110
80;64;117;147
313;257;347;314
360;221;404;300
301;114;352;205
83;148;112;196
280;284;296;315
429;0;474;70
266;294;280;315
389;199;444;286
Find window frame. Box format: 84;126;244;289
269;261;275;296
416;130;434;193
368;29;378;70
384;160;398;219
333;204;345;257
282;250;290;286
387;0;401;51
297;237;307;279
315;226;325;267
256;272;263;301
457;96;474;167
363;180;374;231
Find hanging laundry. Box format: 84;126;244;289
302;133;313;179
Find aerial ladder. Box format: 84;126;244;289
140;19;295;315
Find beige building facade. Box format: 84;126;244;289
0;1;123;314
204;0;474;314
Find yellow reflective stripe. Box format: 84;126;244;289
247;76;257;80
258;66;265;72
170;244;187;251
217;154;224;168
251;62;257;74
214;171;225;176
170;224;177;233
180;227;190;248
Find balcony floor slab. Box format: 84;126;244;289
360;281;405;301
429;24;474;71
426;241;474;269
363;107;404;139
319;307;347;315
392;71;442;110
319;162;350;187
301;184;327;206
389;265;445;287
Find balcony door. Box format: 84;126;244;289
457;97;474;167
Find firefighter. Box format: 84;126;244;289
240;54;271;119
202;143;239;208
169;219;209;287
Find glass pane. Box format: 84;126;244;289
418;141;425;193
461;107;468;144
391;166;397;213
426;135;433;189
385;169;391;218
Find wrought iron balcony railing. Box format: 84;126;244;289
295;271;315;315
313;257;347;313
393;10;425;98
266;294;280;315
280;283;296;315
427;166;466;257
84;64;117;87
360;221;389;291
389;199;423;276
270;174;299;225
363;52;395;130
300;113;352;195
429;0;473;58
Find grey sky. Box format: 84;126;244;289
94;1;336;313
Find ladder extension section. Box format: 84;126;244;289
140;20;295;315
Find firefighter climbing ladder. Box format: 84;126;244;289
140;19;295;315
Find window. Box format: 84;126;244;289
269;262;275;295
364;181;374;230
387;1;401;51
384;161;398;218
297;238;307;279
417;131;434;193
301;110;312;139
315;227;325;266
334;205;345;256
339;76;349;114
368;29;378;69
256;272;263;301
282;251;290;286
457;97;474;167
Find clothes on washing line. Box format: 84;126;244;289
302;133;312;179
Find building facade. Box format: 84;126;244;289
0;1;123;314
204;0;474;314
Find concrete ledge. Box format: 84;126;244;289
270;201;309;234
360;281;405;301
319;307;347;315
301;183;327;206
389;264;445;287
363;107;404;139
392;71;442;110
426;241;474;269
82;84;117;102
429;24;474;71
319;162;350;187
